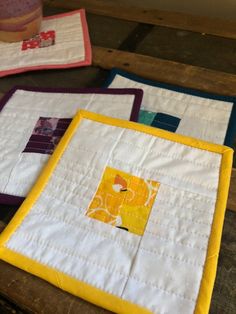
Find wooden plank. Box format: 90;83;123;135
44;0;236;40
92;46;236;96
0;261;109;314
228;168;236;212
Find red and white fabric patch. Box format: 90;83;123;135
22;31;56;51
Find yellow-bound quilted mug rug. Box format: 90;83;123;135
0;110;233;314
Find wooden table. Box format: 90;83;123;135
0;1;235;313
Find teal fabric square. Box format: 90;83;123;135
138;109;156;125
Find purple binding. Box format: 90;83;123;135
0;85;143;206
0;193;25;206
0;85;143;122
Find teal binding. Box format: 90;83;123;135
105;68;236;148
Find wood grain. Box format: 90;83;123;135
0;261;109;314
228;168;236;212
43;0;236;39
92;46;236;96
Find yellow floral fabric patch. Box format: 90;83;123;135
86;167;160;236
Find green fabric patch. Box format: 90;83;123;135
138;109;156;125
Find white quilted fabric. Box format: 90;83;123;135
0;89;138;198
108;73;234;145
5;116;222;314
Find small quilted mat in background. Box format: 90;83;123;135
0;9;92;77
0;86;142;204
105;68;236;147
0;110;233;314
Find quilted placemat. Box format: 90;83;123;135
0;9;92;77
0;110;232;314
0;86;142;204
105;68;236;147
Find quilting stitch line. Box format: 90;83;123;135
32;205;204;267
145;225;209;239
8;232;128;278
15;187;214;230
154;197;215;214
44;188;214;226
58;136;221;170
111;158;218;192
68;126;225;156
149;207;213;225
30;179;216;226
149;211;212;227
140;233;207;251
129;275;196;302
134;91;233;111
49;168;217;203
55;159;218;195
4;245;127;297
32;207;139;247
0;170;217;212
36;198;211;239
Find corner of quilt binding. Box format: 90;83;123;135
193;142;233;314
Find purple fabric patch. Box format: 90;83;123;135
0;85;143;205
23;117;72;155
0;193;25;206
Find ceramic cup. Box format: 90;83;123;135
0;0;42;42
